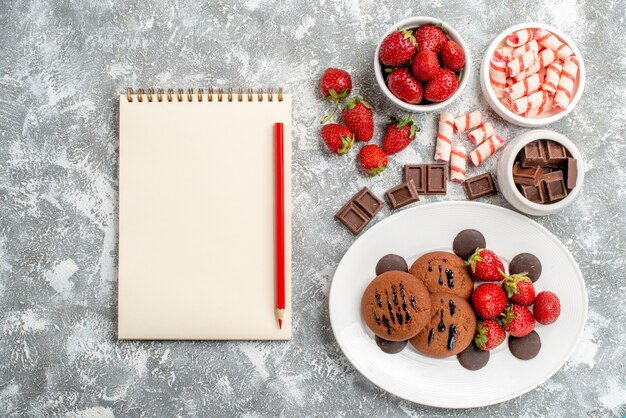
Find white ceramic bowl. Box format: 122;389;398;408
374;16;471;112
497;129;584;216
480;22;585;127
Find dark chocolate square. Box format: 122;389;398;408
566;157;577;189
513;161;542;186
521;140;547;168
353;188;384;217
426;164;447;195
544;175;567;202
386;179;420;210
544;141;567;167
520;184;547;204
335;203;369;234
463;173;497;200
403;165;427;194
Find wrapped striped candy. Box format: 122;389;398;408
513;49;556;81
434;111;454;162
542;61;563;94
512;40;539;58
535;29;574;60
507;49;537;77
489;56;508;98
512;90;550;114
468;122;495;146
505;73;542;101
495;46;514;62
507;28;534;47
554;56;580;110
454;111;484;133
450;145;467;183
470;135;506;166
524;95;553;117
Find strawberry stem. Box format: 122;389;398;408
321;100;339;124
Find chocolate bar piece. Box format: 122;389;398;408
520;184;547;204
566;157;577;189
386;179;420;210
335;187;383;234
521;141;547;168
464;173;497;200
541;171;567;202
426;164;447;195
403;164;447;195
403;164;427;194
512;161;542;186
544;141;567;167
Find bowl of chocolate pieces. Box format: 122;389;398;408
497;129;584;216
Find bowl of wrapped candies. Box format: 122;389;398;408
374;16;471;112
480;23;585;127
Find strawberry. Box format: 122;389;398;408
467;248;505;282
359;144;387;176
410;50;440;82
320;124;354;155
474;319;506;351
320;68;352;124
533;291;561;325
379;30;418;67
471;283;508;319
502;273;536;306
342;97;374;142
386;67;423;104
501;304;535;337
413;24;447;54
382;114;420;155
423;68;459;103
440;40;466;72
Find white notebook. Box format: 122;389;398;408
118;88;292;340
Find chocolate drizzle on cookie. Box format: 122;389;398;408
382;315;392;335
445;269;454;288
399;282;412;323
438;265;443;285
438;310;446;332
373;310;381;325
428;261;433;272
449;299;456;316
391;285;398;305
410;295;417;309
447;324;457;351
375;290;382;308
428;328;434;345
385;291;395;324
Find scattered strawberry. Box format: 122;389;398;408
471;283;508;319
501;304;535;337
320;68;352;124
386;67;423;104
502;273;536;306
413;24;447;54
410;49;440;82
423;68;459;103
382;114;420;155
440;40;466;72
474;319;506;351
379;30;418;67
467;248;505;282
359;144;387;176
342;97;374;142
533;291;561;325
320;124;355;155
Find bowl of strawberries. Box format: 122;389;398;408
374;16;471;112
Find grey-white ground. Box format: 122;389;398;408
1;0;625;416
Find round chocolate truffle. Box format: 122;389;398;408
376;254;408;275
509;330;541;360
453;229;486;260
375;336;407;354
509;253;542;282
457;342;490;370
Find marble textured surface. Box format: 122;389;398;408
1;0;625;416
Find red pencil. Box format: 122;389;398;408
274;123;285;329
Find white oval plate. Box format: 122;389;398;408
329;202;587;408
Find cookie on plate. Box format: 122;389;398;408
409;251;474;300
410;293;477;358
361;271;431;341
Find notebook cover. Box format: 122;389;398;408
118;93;292;340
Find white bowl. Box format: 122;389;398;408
374;16;471;113
497;129;584;216
480;22;585;127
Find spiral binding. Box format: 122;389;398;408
126;87;283;103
